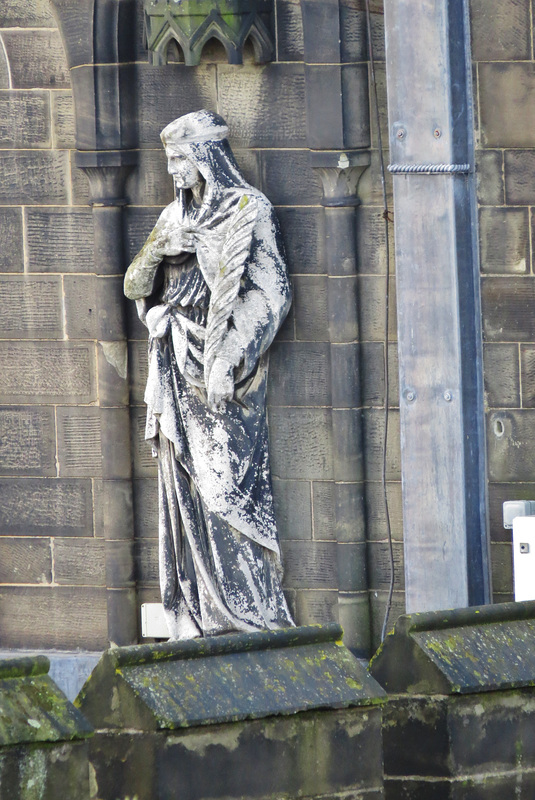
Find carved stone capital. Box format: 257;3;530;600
310;150;370;207
75;150;137;206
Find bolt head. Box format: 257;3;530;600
434;128;442;139
396;128;406;140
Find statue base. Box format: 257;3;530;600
76;624;386;800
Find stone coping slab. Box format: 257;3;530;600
370;599;535;695
76;623;386;730
0;654;93;747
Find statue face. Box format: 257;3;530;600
167;153;202;190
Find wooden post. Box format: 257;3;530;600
383;0;491;611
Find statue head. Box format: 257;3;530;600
160;110;248;192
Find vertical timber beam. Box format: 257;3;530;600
384;0;491;611
50;0;138;645
301;0;371;655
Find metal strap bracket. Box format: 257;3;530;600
388;163;470;174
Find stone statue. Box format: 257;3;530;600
124;110;295;639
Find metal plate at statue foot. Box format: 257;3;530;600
75;624;385;730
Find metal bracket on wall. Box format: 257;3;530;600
144;0;274;65
388;163;471;174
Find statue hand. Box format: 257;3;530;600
154;225;196;258
207;358;234;411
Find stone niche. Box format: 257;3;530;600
76;624;386;800
370;600;535;799
144;0;275;65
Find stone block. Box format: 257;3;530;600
504;149;535;205
358;276;397;342
0;478;93;537
276;0;304;61
136;64;217;146
0;208;23;272
70;151;91;205
51;90;76;148
0;0;55;26
340;2;368;62
231;148;263;188
0;341;96;403
98;343;129;407
63;275;126;340
93;479;134;541
357;206;388;276
520;344;535;407
267;341;331;406
1;30;70;90
480;63;535;148
0;276;62;339
329;275;360;342
479;207;529;274
77;625;384;728
0;537;52;584
0;151;69;205
293;275;329;341
26;208;94;272
481;276;535;341
360;342;399;408
490;542;513;594
475;149;504;206
0;407;56;478
364;480;404;542
381;696;450;777
367;541;405;592
276;207;324;274
0;655;92;800
281;540;337;588
294;589;338;625
312;481;336;541
333;408;364;481
218;64;306;149
105;540;135;588
337;542;367;591
370;600;535;695
313;481;365;543
0;586;108;650
272;478;312;540
125;148;174;206
261;148;322;206
483;343;520;408
487;410;535;481
56;407;102;478
100;408;132;480
470;0;531;60
268;407;333;479
363;408;401;481
135;538;159;584
0;90;50;148
133;478;159;538
131;407;158;478
53;538;106;586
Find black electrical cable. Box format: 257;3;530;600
364;0;395;643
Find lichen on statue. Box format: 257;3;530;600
124;110;295;639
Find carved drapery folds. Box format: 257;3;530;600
143;0;274;65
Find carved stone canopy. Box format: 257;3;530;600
144;0;274;66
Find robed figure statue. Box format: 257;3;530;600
124;110;295;639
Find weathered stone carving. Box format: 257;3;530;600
144;0;274;66
124;110;294;639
